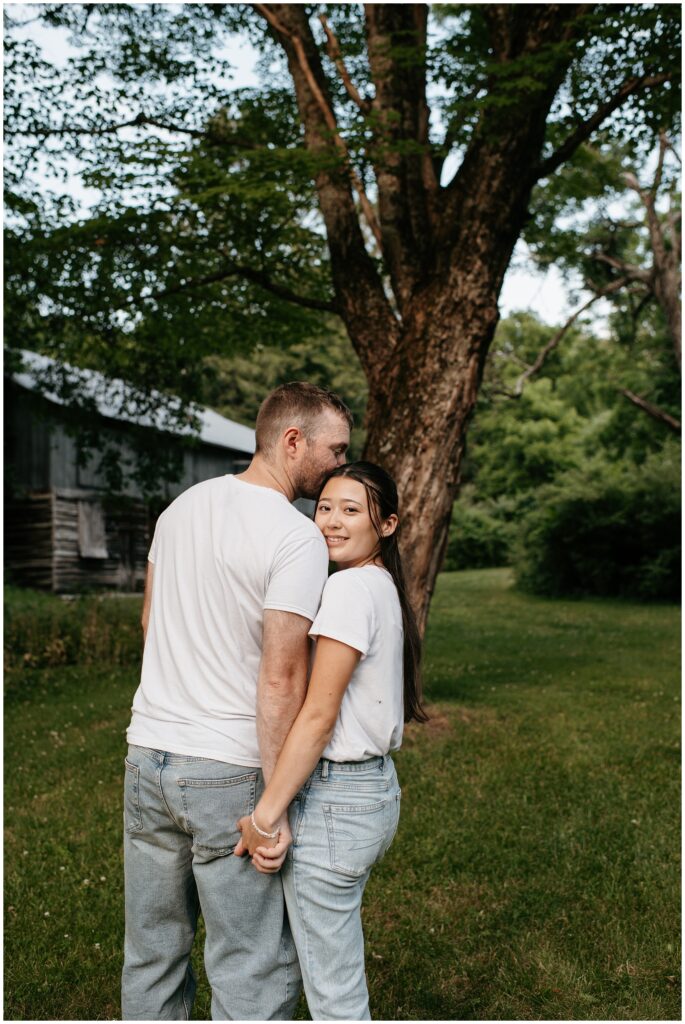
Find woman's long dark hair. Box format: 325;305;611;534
319;461;428;724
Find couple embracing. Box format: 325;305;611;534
121;382;427;1021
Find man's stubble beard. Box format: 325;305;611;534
294;461;328;502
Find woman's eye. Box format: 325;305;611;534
344;507;358;513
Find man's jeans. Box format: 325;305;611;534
282;755;401;1021
121;745;301;1021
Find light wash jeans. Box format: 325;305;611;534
121;745;301;1021
282;755;401;1021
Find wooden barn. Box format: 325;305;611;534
5;350;256;593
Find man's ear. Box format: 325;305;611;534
282;426;303;458
381;514;398;537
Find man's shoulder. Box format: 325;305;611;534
275;503;327;549
169;474;228;505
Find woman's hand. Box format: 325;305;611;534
235;814;292;873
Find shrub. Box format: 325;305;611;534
4;586;143;672
513;443;681;600
444;500;514;571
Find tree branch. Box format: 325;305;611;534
364;3;437;309
533;73;673;181
24;112;263;149
25;114;202;139
254;3;383;251
514;277;630;396
155;262;338;313
666;204;681;253
664;134;682;166
319;14;371;114
594;252;651;284
252;3;398;382
621;389;681;433
629;290;654;323
622;133;682;370
651;129;669;197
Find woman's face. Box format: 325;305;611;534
315;477;387;569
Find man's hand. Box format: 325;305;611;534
235;815;292;874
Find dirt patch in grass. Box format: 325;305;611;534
403;707;452;744
404;703;501;745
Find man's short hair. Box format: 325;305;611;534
255;382;353;455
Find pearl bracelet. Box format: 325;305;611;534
250;811;279;839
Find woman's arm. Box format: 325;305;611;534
235;636;361;869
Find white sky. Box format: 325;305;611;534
8;5;607;329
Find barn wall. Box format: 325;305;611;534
176;447;250;494
4;384;53;494
53;490;150;593
4;493;55;589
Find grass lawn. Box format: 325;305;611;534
4;569;681;1020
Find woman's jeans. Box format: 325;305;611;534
121;745;300;1021
282;754;401;1021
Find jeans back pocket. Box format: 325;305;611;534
324;797;399;878
178;773;257;860
124;759;143;834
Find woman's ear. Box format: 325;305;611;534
381;514;398;537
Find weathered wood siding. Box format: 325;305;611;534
53;491;149;593
4;385;53;493
4;493;55;589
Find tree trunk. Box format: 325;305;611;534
363;291;499;633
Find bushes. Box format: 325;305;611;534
443;498;514;570
4;586;143;672
513;443;681;600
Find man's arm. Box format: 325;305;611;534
141;562;154;643
239;637;361;870
256;609;312;784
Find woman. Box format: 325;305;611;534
237;461;427;1020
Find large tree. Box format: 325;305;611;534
5;3;680;629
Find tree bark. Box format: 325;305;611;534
363;297;498;633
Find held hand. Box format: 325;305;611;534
235;811;280;858
252;818;292;874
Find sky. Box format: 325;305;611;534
9;4;608;330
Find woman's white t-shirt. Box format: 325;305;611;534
309;564;404;762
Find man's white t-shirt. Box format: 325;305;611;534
127;475;329;766
309;565;405;762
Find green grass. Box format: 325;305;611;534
4;570;681;1020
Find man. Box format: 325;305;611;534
121;382;352;1020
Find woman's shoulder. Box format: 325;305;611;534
322;565;395;602
323;566;368;592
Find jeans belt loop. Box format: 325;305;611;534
321;758;330;780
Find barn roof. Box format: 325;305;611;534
12;350;256;456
